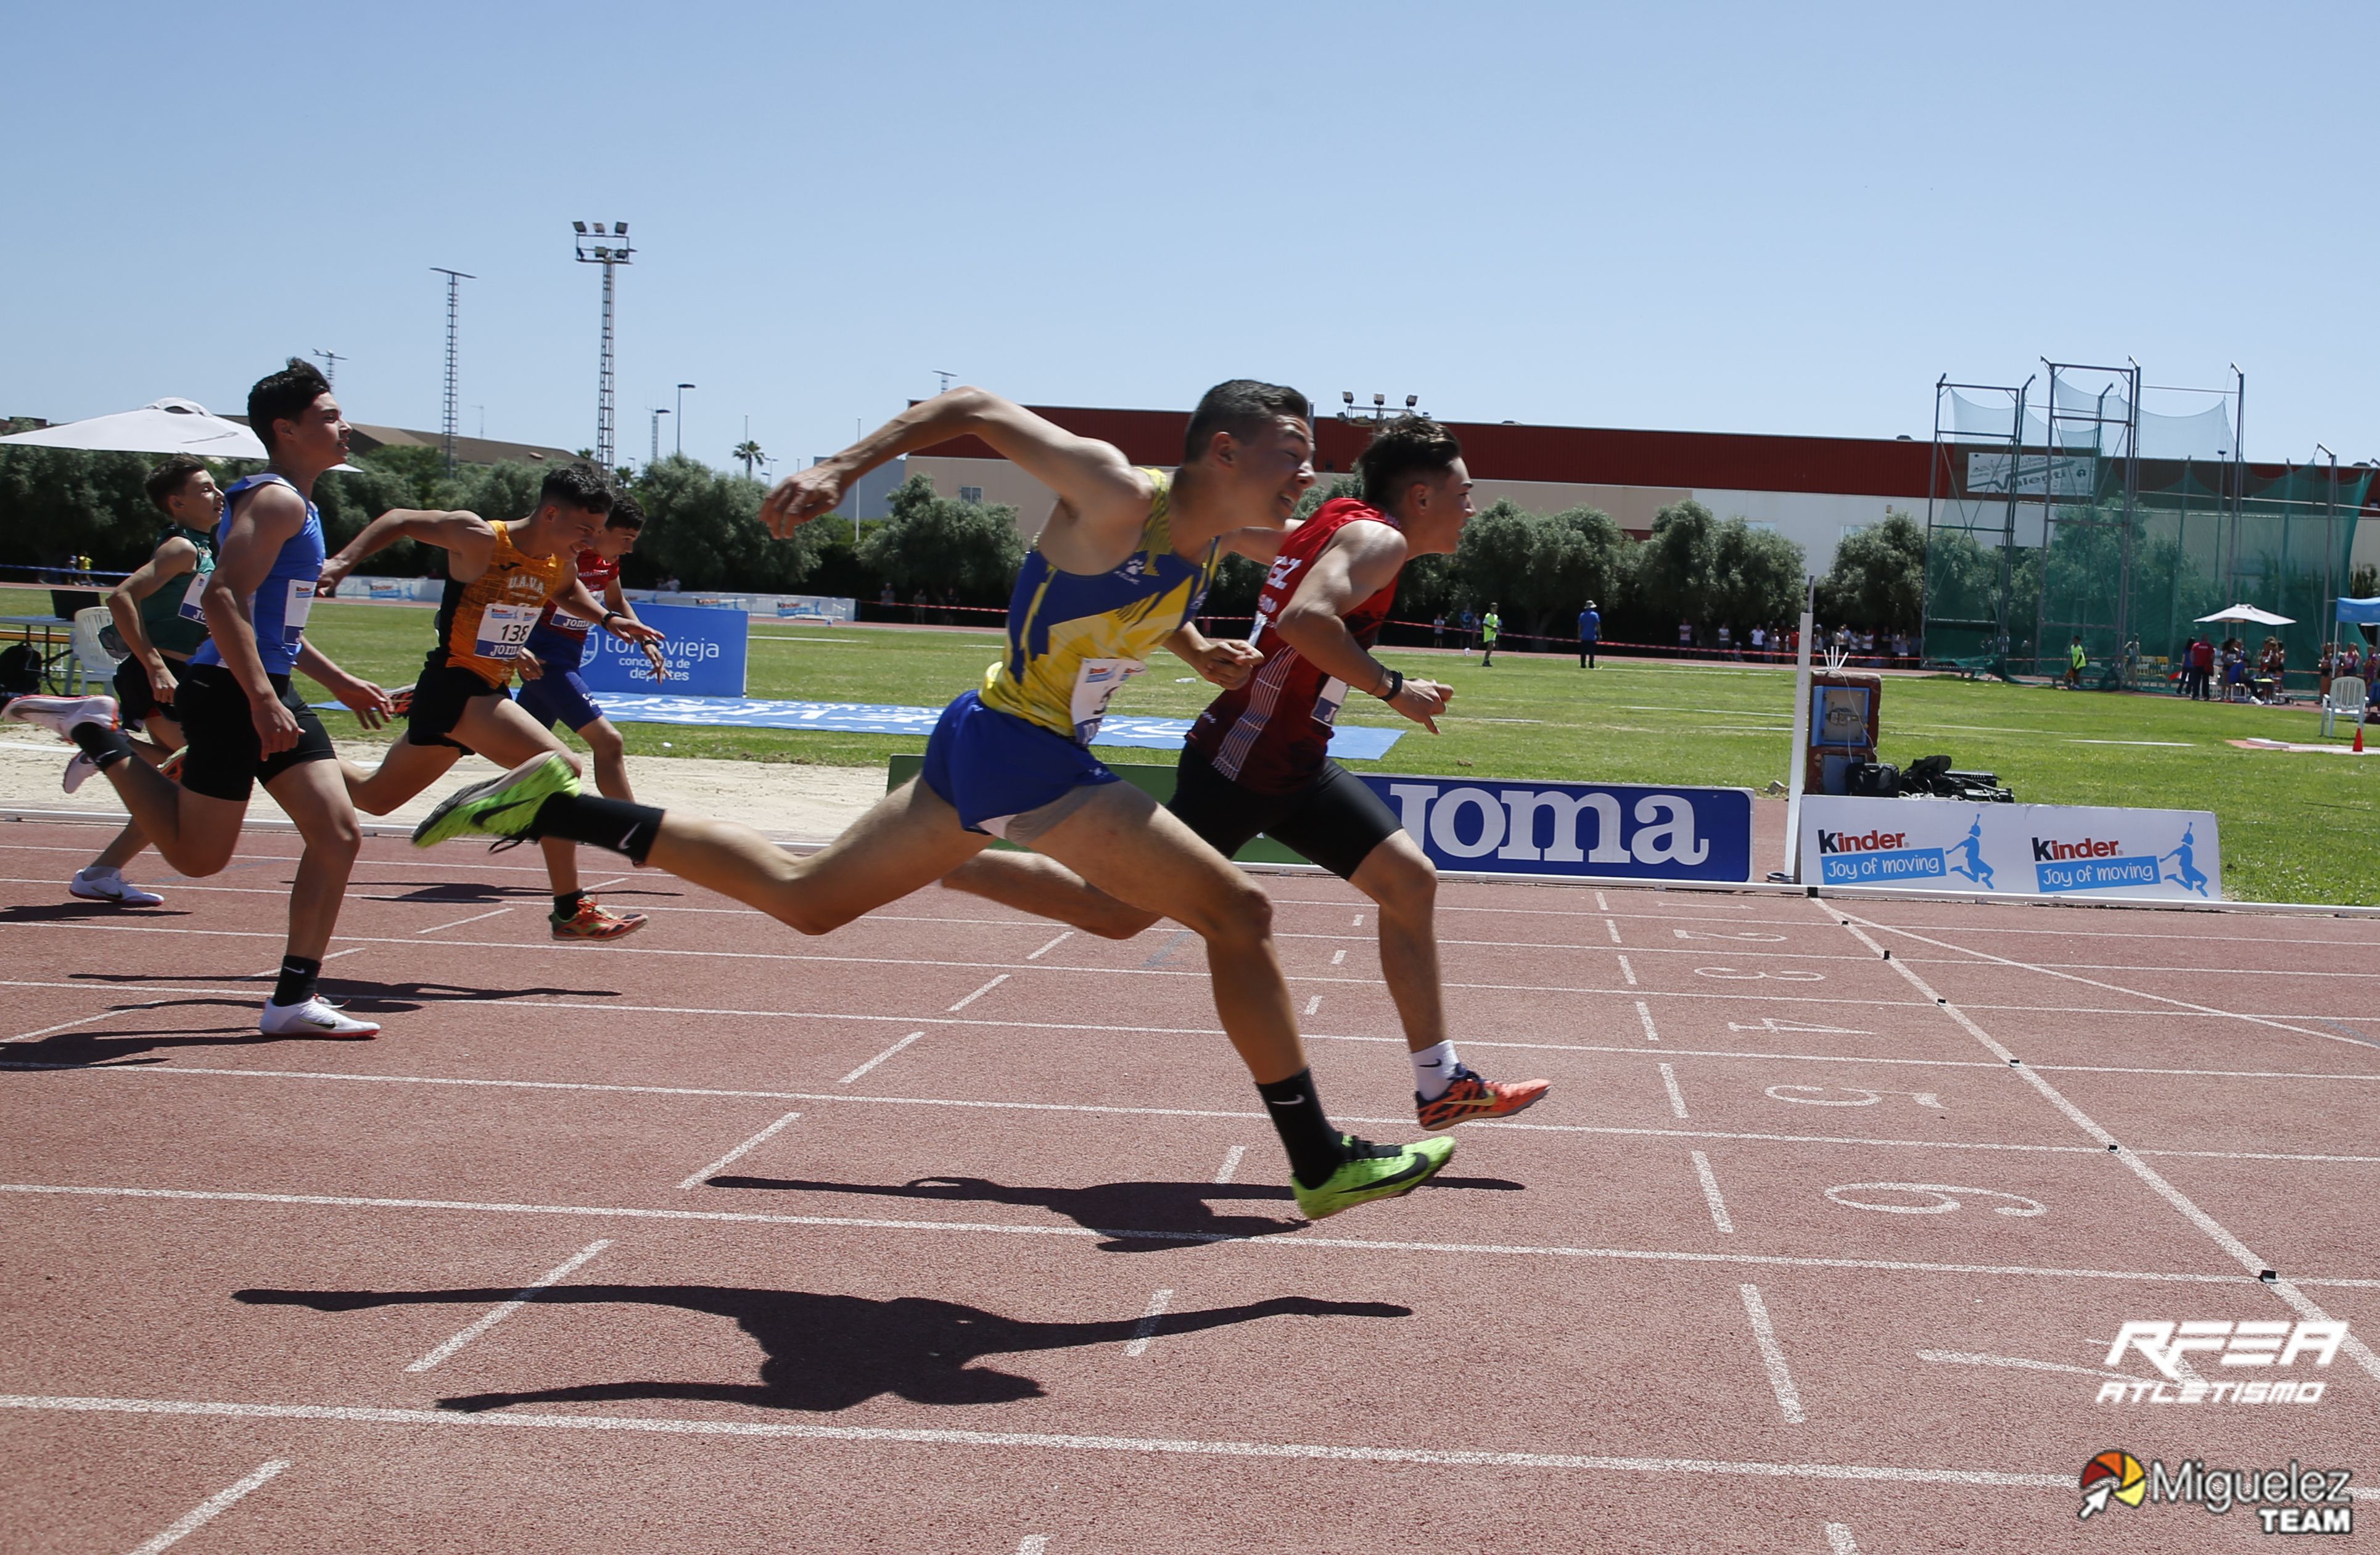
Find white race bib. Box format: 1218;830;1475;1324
473;603;538;661
177;569;211;622
281;577;316;645
1068;657;1144;746
1313;675;1348;730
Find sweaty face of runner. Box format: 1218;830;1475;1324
1214;415;1316;528
276;394;350;469
167;469;226;527
589;524;640;561
1401;457;1475;556
545;503;606;555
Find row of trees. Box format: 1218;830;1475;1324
0;440;1936;647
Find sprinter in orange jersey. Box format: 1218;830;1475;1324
313;463;667;940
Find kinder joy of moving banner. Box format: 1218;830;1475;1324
1799;796;2220;901
580;600;747;697
886;757;1754;883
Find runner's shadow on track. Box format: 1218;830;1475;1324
704;1172;1521;1249
48;973;609;1012
234;1282;1410;1413
2;1002;375;1068
360;882;541;905
0;902;184;923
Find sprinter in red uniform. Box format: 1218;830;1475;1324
946;416;1549;1129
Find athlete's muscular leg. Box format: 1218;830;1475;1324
1029;785;1306;1084
939;849;1159;939
1349;830;1446;1054
94;753;242;876
341;740;461;816
576;716;635;801
89;724;183;872
453;696;587;896
259;759;362;962
640;777;988;933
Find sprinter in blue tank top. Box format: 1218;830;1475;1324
5;359;397;1037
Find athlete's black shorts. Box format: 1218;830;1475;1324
111;654;184;729
406;657;512;749
173;663;337;802
1167;747;1402;881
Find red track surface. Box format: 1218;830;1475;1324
1;814;2375;1552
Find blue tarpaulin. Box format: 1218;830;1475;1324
2336;597;2380;626
549;694;1407;758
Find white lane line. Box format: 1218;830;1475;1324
1330;949;1346;965
127;1457;291;1554
1824;1524;1859;1555
1352;914;1364;927
947;975;1009;1011
405;1240;613;1372
414;907;511;936
1016;1539;1048;1555
1832;905;2380;1388
1657;1063;1689;1119
1596;891;1610;911
1848;913;2380;1051
1121;1288;1174;1356
1692;1151;1735;1234
0;1393;2074;1488
1;1181;2317;1285
1213;1146;1247;1185
1024;931;1072;961
1606;918;1622;943
1635;1000;1659;1042
1618;956;1637;986
838;1032;924;1086
675;1113;802;1190
1303;994;1323;1016
6;1010;133;1044
585;875;631;893
1739;1284;1806;1423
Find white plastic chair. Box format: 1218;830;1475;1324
68;606;123;695
2323;675;2368;738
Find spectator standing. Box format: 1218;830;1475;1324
1480;602;1502;667
2065;634;2085;688
910;586;929;624
877;582;896;619
2318;643;2337;701
2189;635;2215;699
1749;624;1766;659
1432;613;1446;648
1717;624;1734;659
1459;605;1476;652
1677;619;1693;654
1577;600;1600;668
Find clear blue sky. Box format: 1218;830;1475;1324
5;2;2371;474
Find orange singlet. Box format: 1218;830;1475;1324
429;521;570;687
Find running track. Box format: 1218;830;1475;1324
1;815;2374;1552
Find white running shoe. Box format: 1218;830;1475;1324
62;750;102;794
2;693;120;742
258;998;382;1037
68;867;163;907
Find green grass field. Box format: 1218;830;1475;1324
9;585;2373;903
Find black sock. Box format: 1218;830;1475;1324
1257;1068;1346;1190
525;794;664;864
271;955;321;1007
68;722;135;772
553;891;585;921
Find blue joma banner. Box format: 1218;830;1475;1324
1363;775;1754;883
581;600;747;698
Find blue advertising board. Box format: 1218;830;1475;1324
581;600;747;698
1369;775;1753;883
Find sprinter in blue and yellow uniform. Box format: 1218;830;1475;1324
409;381;1456;1219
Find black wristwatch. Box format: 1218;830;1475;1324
1373;667;1404;700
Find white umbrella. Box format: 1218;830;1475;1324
0;397;266;459
2196;604;2296;627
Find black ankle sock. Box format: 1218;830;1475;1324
1257;1068;1346;1190
68;722;134;772
553;891;585;921
271;955;321;1008
526;794;664;864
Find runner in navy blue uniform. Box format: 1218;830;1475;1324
945;416;1550;1129
514;495;667;804
6;361;393;1036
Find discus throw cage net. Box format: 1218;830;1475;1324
1921;362;2366;687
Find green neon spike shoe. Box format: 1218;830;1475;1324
410;753;580;849
1291;1134;1455;1221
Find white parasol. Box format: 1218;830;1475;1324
0;397;266;458
2194;604;2296;627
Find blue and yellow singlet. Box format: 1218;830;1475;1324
979;469;1221;747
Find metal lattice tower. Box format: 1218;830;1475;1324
572;222;633;470
430;268;473;472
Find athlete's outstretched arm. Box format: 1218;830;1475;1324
318;509;494;593
760;388;1151;542
292;641;393;729
1273;524;1451;735
1161;624;1261;690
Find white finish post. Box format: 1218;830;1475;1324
1782;578;1816;881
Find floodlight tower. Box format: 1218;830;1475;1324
572;221;634;471
430;268;474;472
